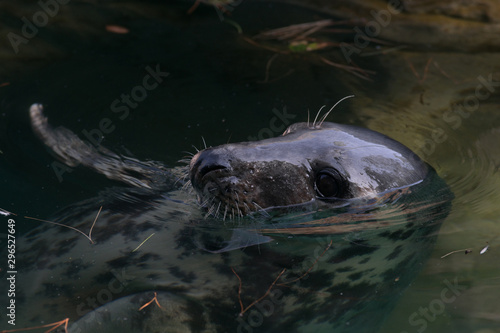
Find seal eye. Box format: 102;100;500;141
315;169;341;198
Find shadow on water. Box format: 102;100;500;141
1;0;500;332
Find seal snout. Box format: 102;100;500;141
198;163;228;179
189;148;253;217
189;149;231;191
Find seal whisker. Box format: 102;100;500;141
205;197;218;218
174;177;185;187
234;193;245;219
200;196;213;209
243;202;251;216
317;95;355;127
223;205;228;221
175;167;191;187
234;199;243;219
208;201;216;214
312;105;327;128
252;202;271;218
179;171;190;182
203;200;212;217
201;136;208;150
182;180;192;191
214;201;222;218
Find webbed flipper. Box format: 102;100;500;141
30;103;185;191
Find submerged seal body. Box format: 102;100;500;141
0;104;452;333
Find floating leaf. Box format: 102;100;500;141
289;41;309;52
105;25;129;34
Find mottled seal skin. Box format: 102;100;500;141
0;104;452;333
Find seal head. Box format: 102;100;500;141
189;122;428;217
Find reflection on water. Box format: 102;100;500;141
1;1;500;332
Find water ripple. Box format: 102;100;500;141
444;127;500;218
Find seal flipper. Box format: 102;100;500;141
30;103;183;191
69;292;214;333
198;228;273;253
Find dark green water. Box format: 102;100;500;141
1;1;500;333
1;0;359;220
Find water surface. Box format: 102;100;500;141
1;1;500;332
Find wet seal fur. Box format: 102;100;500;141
0;102;452;333
189;121;428;218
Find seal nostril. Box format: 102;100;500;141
199;164;227;178
189;149;233;189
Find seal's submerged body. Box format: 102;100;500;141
2;104;452;332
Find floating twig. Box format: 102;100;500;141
105;25;129;34
139;292;164;311
25;206;102;244
0;208;15;216
224;19;243;34
440;248;472;258
360;45;407;57
278;240;332;286
231;240;333;316
254;20;335;41
257;53;295;84
432;61;462;84
132;233;156;252
0;318;69;333
242;36;286;54
319;56;374;81
187;0;201;14
259;53;279;83
421;57;432;84
406;57;432;84
231;267;286;316
441;242;491;258
88;206;102;242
